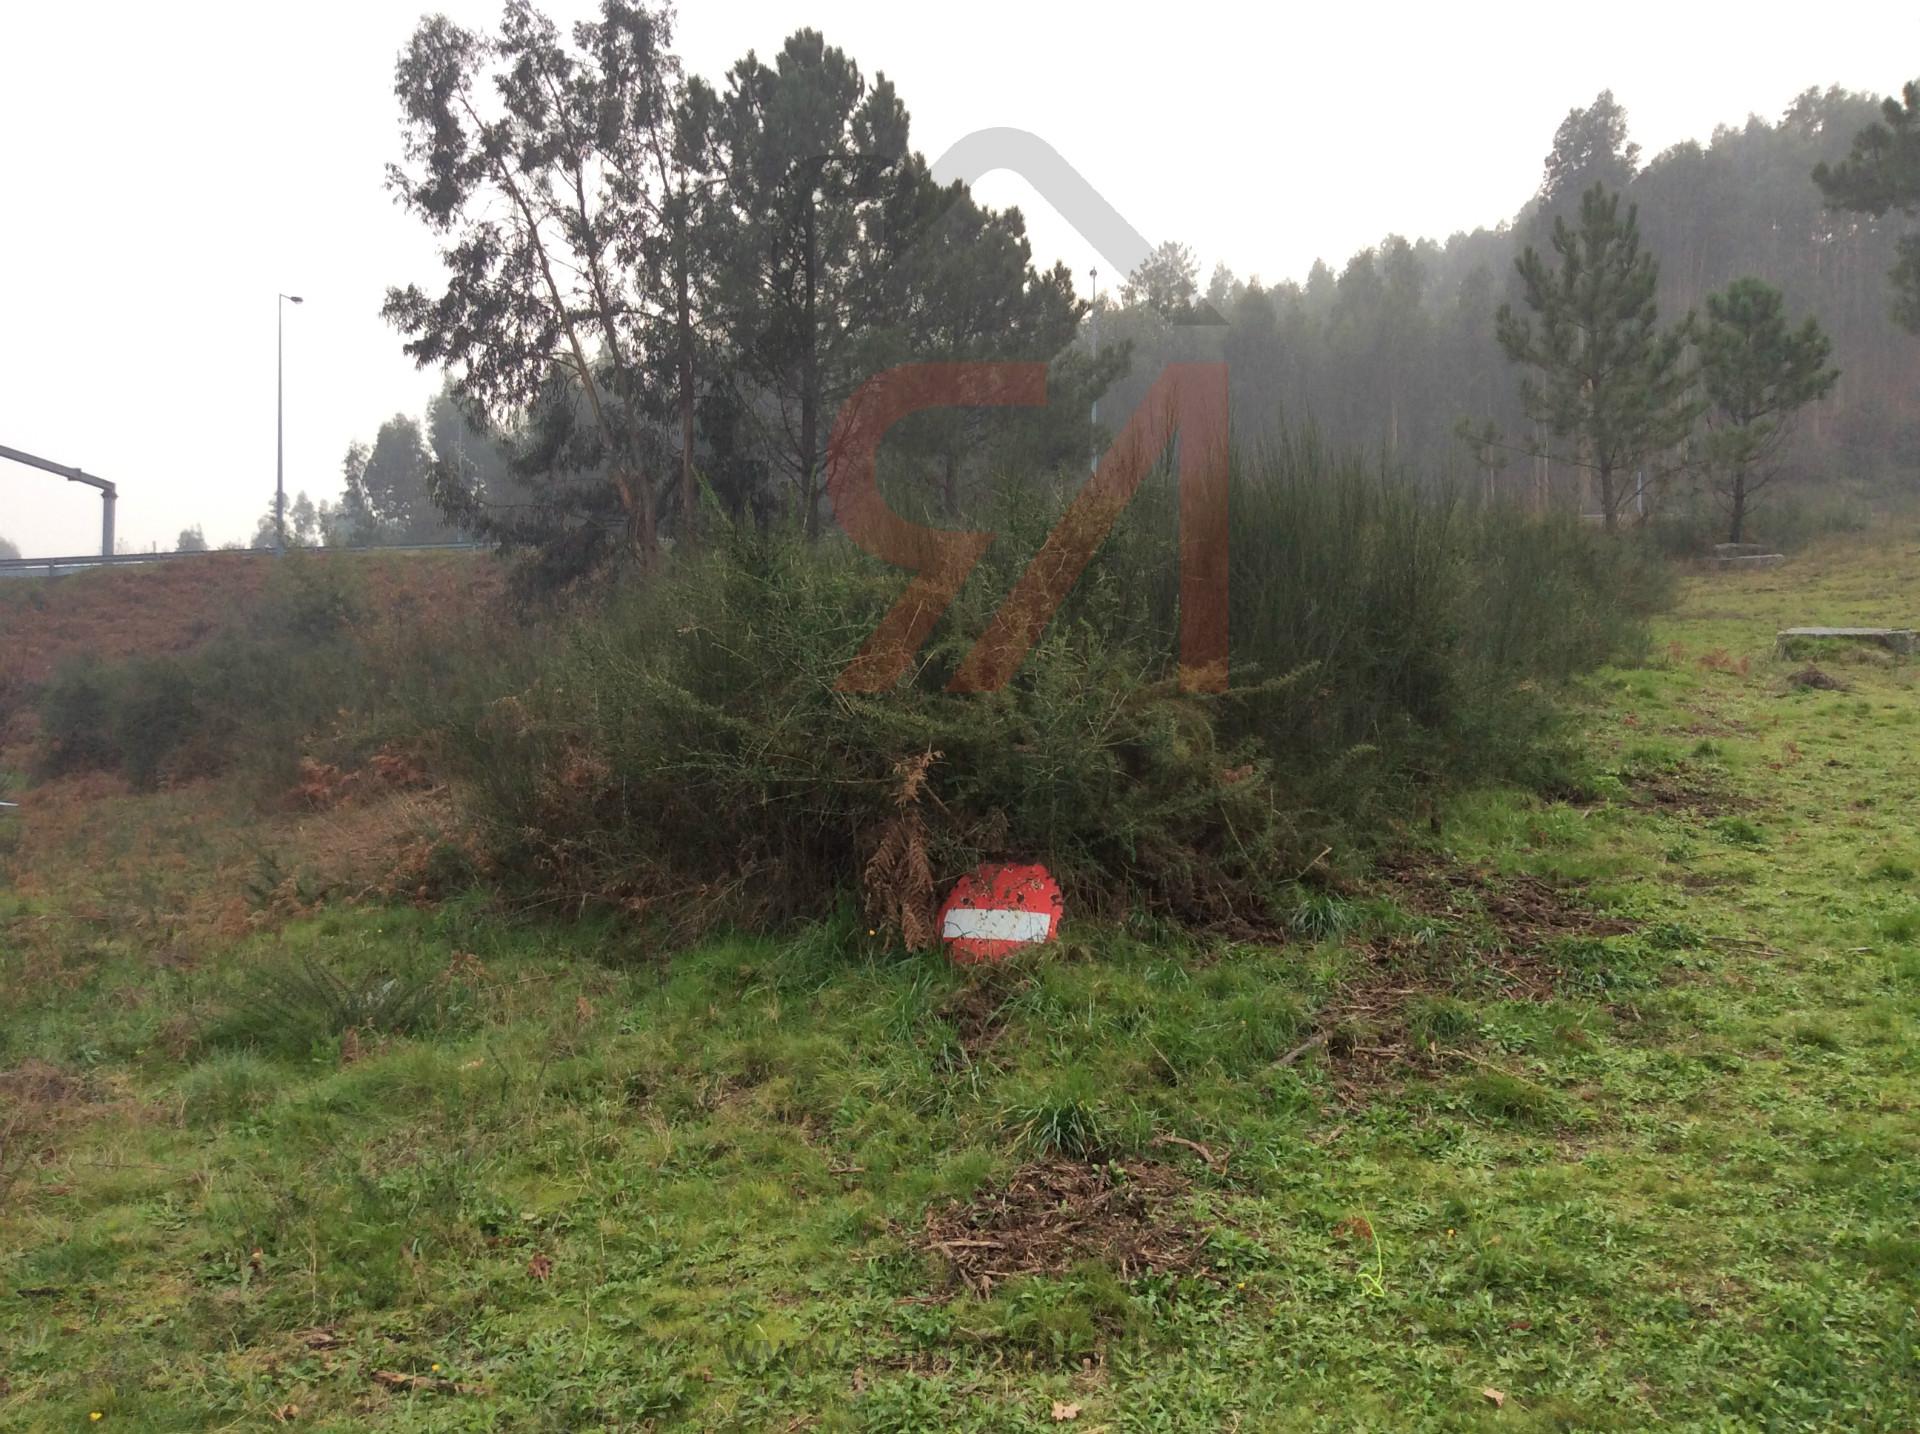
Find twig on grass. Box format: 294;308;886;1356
1273;1032;1328;1067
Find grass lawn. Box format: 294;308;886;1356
3;531;1918;1431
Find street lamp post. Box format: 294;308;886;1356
277;293;304;555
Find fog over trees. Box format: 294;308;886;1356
1112;88;1915;526
312;4;1914;579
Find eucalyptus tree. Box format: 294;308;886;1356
338;415;454;544
382;0;686;577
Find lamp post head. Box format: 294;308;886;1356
281;293;304;304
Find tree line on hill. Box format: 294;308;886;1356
1106;85;1916;541
256;3;1914;575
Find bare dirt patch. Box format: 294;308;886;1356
919;1158;1209;1295
1299;856;1640;1085
1786;665;1850;693
1621;766;1746;819
1376;855;1633;954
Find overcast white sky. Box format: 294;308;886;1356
0;1;1911;557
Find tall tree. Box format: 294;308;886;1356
251;492;328;549
382;0;685;581
1122;241;1201;320
1539;91;1641;216
175;526;208;553
0;535;19;561
705;30;1101;533
1698;277;1840;543
340;414;456;544
424;385;512;509
873;183;1102;513
708;30;907;539
647;79;723;536
1497;185;1698;529
1815;79;1920;332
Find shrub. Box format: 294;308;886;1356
35;657;120;776
211;949;443;1054
111;656;207;789
32;558;389;791
436;441;1665;939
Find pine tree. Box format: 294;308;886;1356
1538;91;1641;218
1698;278;1839;543
1496;185;1698;529
1814;79;1920;332
1122;241;1201;320
707;30;902;539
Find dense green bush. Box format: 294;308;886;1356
433;440;1669;937
35;657;120;777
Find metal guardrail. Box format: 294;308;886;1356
0;541;489;578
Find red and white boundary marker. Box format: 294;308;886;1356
938;863;1063;965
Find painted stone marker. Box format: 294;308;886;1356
938;862;1063;965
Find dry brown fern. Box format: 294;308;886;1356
863;749;941;949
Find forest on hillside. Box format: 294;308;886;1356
1107;87;1916;515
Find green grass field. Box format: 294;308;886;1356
4;534;1919;1431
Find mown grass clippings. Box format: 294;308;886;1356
919;1158;1208;1296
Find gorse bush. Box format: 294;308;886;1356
35;658;120;777
445;529;1296;933
25;446;1665;937
436;438;1668;938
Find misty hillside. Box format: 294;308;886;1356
1101;88;1915;500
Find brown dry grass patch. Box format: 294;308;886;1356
0;552;503;760
0;769;467;968
0;1059;97;1201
